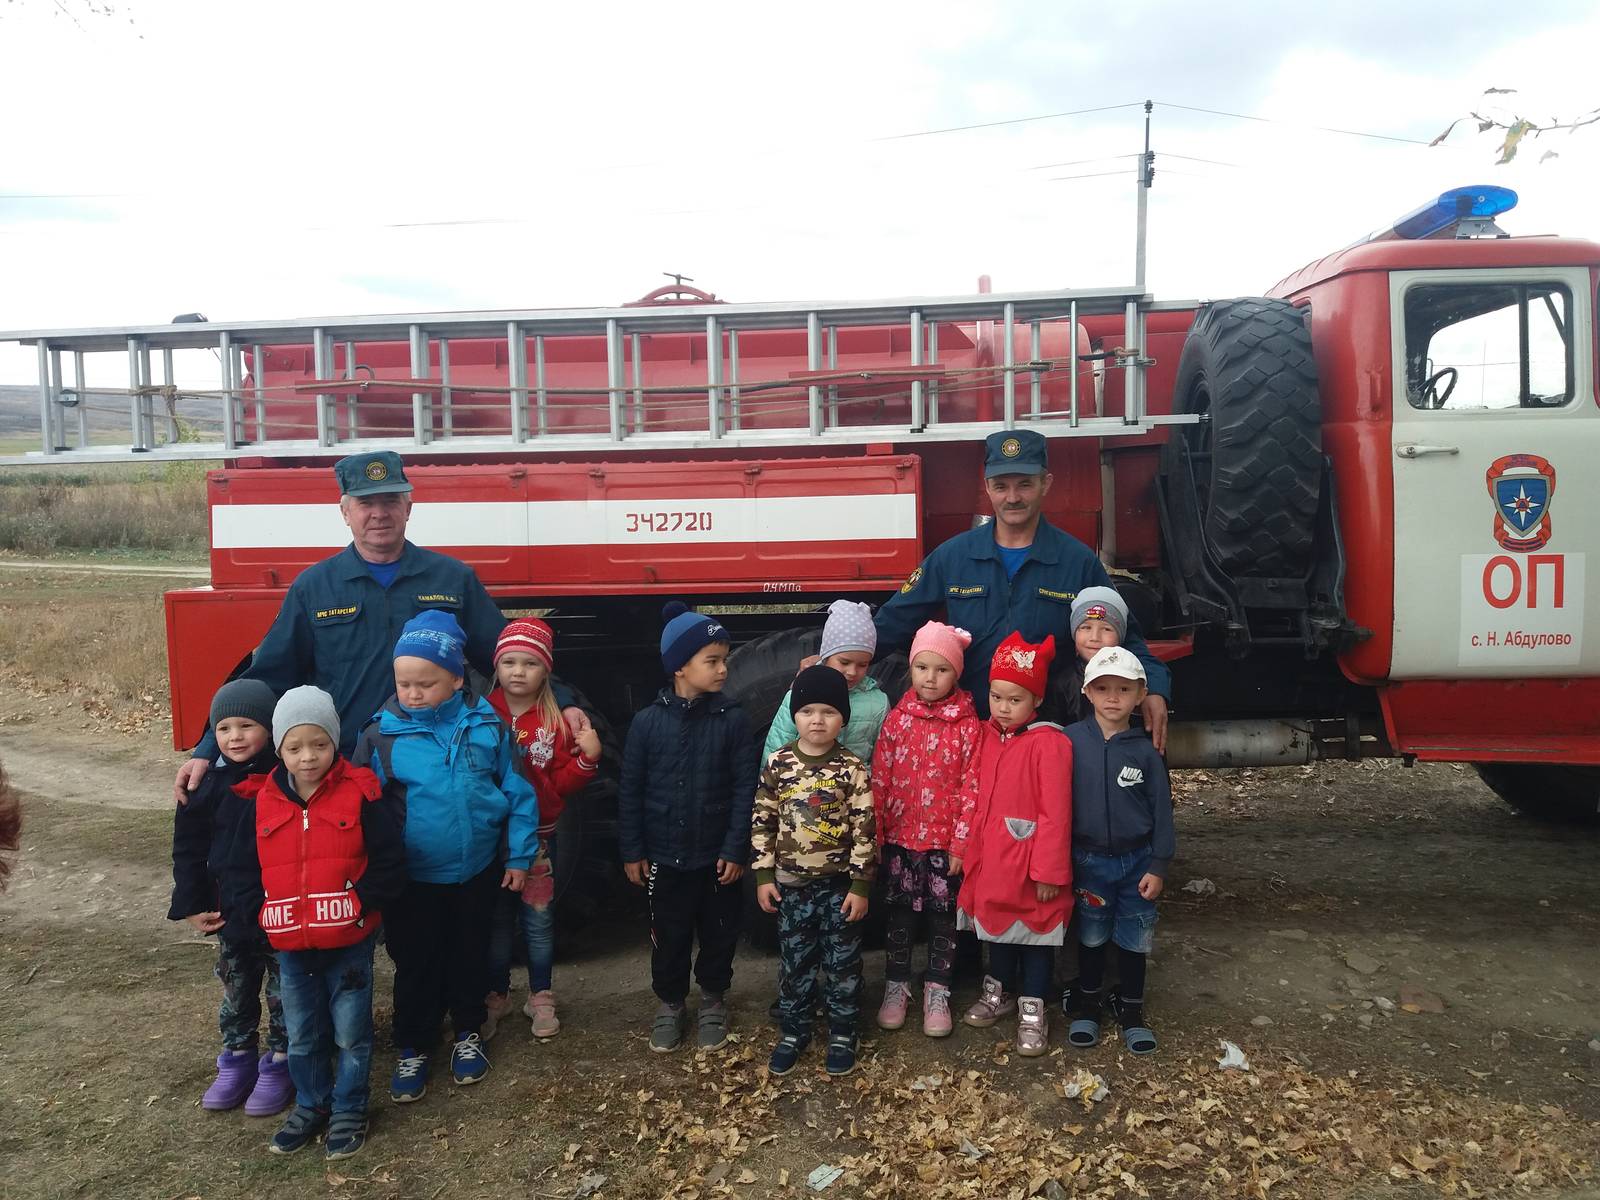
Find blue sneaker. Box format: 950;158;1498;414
390;1049;430;1103
324;1112;368;1160
767;1033;809;1077
451;1033;491;1085
268;1105;328;1154
825;1031;859;1077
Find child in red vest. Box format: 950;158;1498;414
957;633;1073;1057
485;618;602;1038
238;686;406;1161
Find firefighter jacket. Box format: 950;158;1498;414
1064;718;1175;877
356;690;541;884
191;540;542;759
874;519;1173;717
751;742;877;895
956;718;1073;945
168;744;278;944
870;687;982;855
619;687;760;871
763;675;891;763
238;757;407;953
487;688;598;835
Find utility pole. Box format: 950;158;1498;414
1135;100;1154;291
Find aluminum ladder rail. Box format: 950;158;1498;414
0;286;1196;466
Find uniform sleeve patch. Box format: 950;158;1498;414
899;566;924;595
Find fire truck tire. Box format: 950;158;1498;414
1170;297;1322;578
550;688;629;946
1474;763;1600;826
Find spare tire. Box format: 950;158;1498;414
1169;298;1322;578
1475;763;1600;826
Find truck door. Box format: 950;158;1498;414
1389;266;1597;678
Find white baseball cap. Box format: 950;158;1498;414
1082;645;1147;688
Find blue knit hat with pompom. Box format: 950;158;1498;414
660;601;730;674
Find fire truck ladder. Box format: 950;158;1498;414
0;286;1197;465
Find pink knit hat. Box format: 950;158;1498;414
909;621;972;678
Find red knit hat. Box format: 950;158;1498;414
495;618;554;670
989;631;1055;701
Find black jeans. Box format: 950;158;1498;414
385;860;502;1048
647;862;742;1004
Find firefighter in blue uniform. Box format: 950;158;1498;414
175;451;576;797
875;430;1172;750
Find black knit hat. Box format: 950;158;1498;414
789;664;851;724
209;679;277;731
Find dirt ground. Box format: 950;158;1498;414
2;683;1599;1199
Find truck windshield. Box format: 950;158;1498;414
1402;281;1573;411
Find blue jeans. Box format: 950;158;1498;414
277;933;377;1116
1072;847;1158;954
487;845;557;994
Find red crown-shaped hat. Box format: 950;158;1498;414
989;630;1055;700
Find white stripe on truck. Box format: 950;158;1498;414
211;494;917;549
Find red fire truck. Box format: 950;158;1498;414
5;184;1596;913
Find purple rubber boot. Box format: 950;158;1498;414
244;1053;294;1117
201;1050;258;1111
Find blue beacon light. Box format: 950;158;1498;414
1389;185;1518;240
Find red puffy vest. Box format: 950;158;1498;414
243;757;383;952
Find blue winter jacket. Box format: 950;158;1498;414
1064;718;1176;877
355;690;540;884
620;687;760;871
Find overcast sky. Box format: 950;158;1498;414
1;0;1596;388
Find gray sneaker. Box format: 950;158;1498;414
698;994;730;1049
650;1002;689;1053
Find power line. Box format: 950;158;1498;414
1155;100;1436;146
874;102;1143;141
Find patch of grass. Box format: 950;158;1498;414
0;571;172;704
0;461;208;555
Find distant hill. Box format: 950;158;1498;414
0;383;218;444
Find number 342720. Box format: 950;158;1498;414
624;511;714;534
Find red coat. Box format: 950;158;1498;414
957;719;1073;944
243;758;382;953
870;687;982;854
487;689;598;833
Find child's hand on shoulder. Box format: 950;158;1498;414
502;867;527;892
1034;881;1060;903
841;892;869;922
574;727;601;762
185;911;224;934
756;882;781;913
1138;873;1163;900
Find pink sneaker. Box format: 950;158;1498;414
876;980;911;1031
922;983;953;1038
524;990;560;1037
1016;996;1048;1057
482;991;513;1042
962;975;1017;1028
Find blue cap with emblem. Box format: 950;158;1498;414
983;429;1048;478
334;451;413;497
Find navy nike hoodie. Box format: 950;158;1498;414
1064;718;1175;877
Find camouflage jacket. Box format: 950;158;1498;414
751;743;877;896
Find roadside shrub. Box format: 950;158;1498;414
0;462;207;554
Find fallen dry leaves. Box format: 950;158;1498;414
530;1037;1596;1200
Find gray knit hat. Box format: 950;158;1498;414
209;679;277;731
272;685;341;751
1070;585;1128;642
